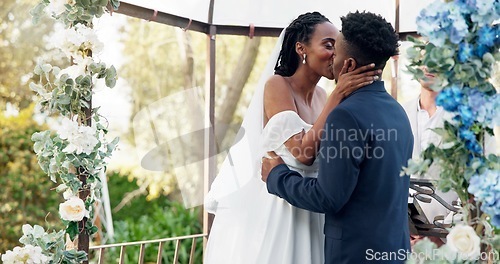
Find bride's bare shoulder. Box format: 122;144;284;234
265;75;288;91
263;75;296;119
264;75;293;101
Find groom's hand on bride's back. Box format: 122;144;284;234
261;151;284;182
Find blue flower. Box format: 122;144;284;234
492;94;500;126
468;172;483;193
449;7;469;44
495;25;500;45
477;26;496;47
436;86;464;112
455;0;477;12
458;42;474;62
412;0;500;230
467;139;483;154
416;1;451;47
467;89;487;111
467;90;500;127
471;0;500;26
493;215;500;228
459;128;475;141
468;169;500;227
459;127;483;154
474;44;489;58
458;105;474;126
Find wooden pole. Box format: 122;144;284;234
203;0;216;254
203;24;216;248
390;0;400;99
77;50;93;263
391;56;399;99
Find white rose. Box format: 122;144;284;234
1;245;49;264
59;196;89;221
57;117;99;155
446;224;481;261
57;117;78;140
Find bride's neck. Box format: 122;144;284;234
288;70;320;105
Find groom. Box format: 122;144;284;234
261;11;413;263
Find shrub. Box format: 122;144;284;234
0;106;63;252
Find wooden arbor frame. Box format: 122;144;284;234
113;0;417;239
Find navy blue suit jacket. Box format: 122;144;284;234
267;81;413;263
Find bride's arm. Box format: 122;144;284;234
264;62;380;165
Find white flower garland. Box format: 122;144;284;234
1;0;121;263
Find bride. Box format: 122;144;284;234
204;12;379;263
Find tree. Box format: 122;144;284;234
0;0;61;111
117;17;270;202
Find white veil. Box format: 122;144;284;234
204;30;286;214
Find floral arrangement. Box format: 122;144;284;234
1;0;120;263
404;0;499;263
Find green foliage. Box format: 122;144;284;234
107;171;173;220
32;0;111;27
31;60;118;117
19;224;87;264
107;203;202;263
406;35;498;93
96;172;203;263
120;18;276;197
0;106;63;252
0;0;63;111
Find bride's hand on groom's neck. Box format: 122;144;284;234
332;62;381;98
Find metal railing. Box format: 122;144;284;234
409;178;460;237
89;234;206;264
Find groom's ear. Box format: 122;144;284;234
346;58;357;72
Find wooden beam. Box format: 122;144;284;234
115;2;416;38
114;2;209;34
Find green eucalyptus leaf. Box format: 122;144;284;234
98;0;108;7
63;249;88;263
66;221;80;242
80;0;91;6
34;64;44;75
30;3;47;24
58;95;71;105
482;52;495;64
406;46;420;59
79;75;92;87
105;77;116;88
111;0;120;10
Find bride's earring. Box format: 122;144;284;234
302;54;307;64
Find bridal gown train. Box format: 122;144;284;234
204;110;325;264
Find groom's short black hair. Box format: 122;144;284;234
341;11;399;68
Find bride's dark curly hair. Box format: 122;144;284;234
341;11;399;68
274;12;330;76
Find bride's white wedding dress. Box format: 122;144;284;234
204;110;325;264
